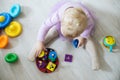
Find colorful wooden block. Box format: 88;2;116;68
64;54;73;62
72;39;79;48
46;62;56;72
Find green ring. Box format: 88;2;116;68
5;53;18;63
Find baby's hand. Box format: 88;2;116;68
74;36;86;48
35;41;46;57
28;41;46;61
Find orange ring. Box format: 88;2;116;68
0;35;8;48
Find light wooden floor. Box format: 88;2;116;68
0;0;120;80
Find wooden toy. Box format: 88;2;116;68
5;21;22;37
0;13;12;29
9;4;21;18
0;35;8;48
5;53;18;63
36;48;59;73
46;62;56;72
72;39;79;48
103;35;116;52
64;54;73;62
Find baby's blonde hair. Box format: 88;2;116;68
61;8;87;38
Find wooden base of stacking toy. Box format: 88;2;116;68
36;48;59;73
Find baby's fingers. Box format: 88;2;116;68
35;50;42;57
28;46;37;61
43;47;47;51
78;41;84;48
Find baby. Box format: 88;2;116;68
28;1;100;70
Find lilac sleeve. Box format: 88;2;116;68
80;14;95;38
37;11;60;41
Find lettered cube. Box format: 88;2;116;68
46;62;56;71
64;54;73;62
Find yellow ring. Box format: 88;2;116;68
38;51;45;58
5;21;22;37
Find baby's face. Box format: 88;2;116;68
61;19;83;39
61;8;87;39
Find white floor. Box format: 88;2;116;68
0;0;120;80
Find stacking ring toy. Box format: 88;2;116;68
9;4;21;18
0;13;12;29
5;53;18;63
103;36;116;52
36;48;59;73
5;21;22;37
0;35;8;48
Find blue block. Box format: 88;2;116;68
72;39;79;48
